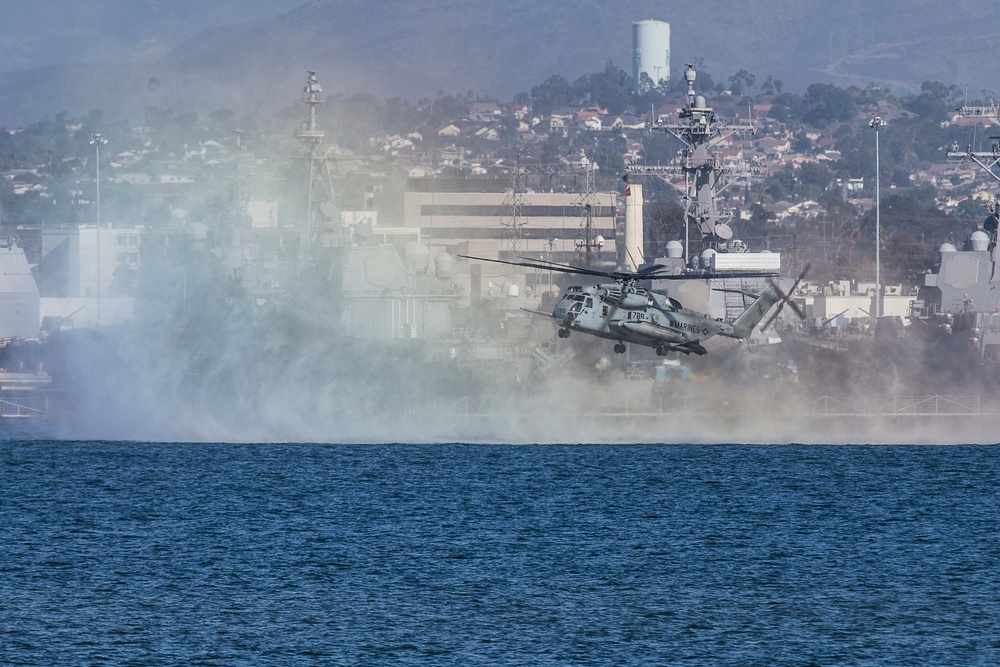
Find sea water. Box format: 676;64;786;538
2;439;999;666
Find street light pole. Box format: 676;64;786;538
869;115;886;320
90;133;107;327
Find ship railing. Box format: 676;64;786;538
0;394;51;418
809;395;871;415
433;394;1000;418
892;395;982;415
808;395;1000;416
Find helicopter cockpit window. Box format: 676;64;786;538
585;297;593;308
569;301;584;315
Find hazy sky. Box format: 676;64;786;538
0;0;305;73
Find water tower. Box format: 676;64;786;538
632;19;670;94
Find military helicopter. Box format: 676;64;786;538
461;255;808;356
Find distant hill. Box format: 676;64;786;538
2;0;999;127
0;0;303;72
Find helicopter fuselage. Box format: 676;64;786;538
551;283;737;355
455;253;795;357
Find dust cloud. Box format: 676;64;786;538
41;299;1000;445
23;67;998;446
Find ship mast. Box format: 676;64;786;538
629;64;763;264
947;103;1000;250
294;71;339;253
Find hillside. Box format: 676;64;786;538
1;0;999;127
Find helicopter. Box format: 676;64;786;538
460;255;808;356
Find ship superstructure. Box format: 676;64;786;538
632;63;766;260
626;64;779;325
908;106;1000;361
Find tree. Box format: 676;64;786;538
644;201;685;257
883;232;936;284
728;70;756;97
767;92;802;123
428;94;469;126
760;76;783;96
801;83;857;128
838;218;862;265
902;81;953;122
633;78;670;116
571;60;632;115
796;162;834;199
530;74;574;115
749;202;775;225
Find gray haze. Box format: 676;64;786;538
0;1;304;72
2;0;1000;127
4;1;999;444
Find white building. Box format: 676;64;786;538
633;19;670;94
0;244;40;338
38;226;139;327
403;178;617;261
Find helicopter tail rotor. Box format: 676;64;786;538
761;263;810;331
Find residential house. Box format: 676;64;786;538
436;123;462;137
469;102;501;122
576;111;603;131
548;115;570;132
757;136;790;158
474;126;499;141
508;103;530;120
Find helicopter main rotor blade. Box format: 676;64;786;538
516;256;675;282
459;254;617;279
650;270;780;280
512;256;627;279
822;308;850;326
635;263;671;277
462;254;780;284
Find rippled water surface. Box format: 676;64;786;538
2;440;999;666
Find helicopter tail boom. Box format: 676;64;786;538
730;285;784;339
729;263;810;338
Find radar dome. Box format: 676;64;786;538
938;242;957;254
695;95;707;108
187;221;209;241
969;231;990;252
665;240;683;258
434;251;453;279
700;248;717;269
505;283;520;297
404;241;430;272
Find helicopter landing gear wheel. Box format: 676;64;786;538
613;343;626;354
558;328;570;338
655;345;669;356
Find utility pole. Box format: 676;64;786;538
869;115;886;319
90;133;108;327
